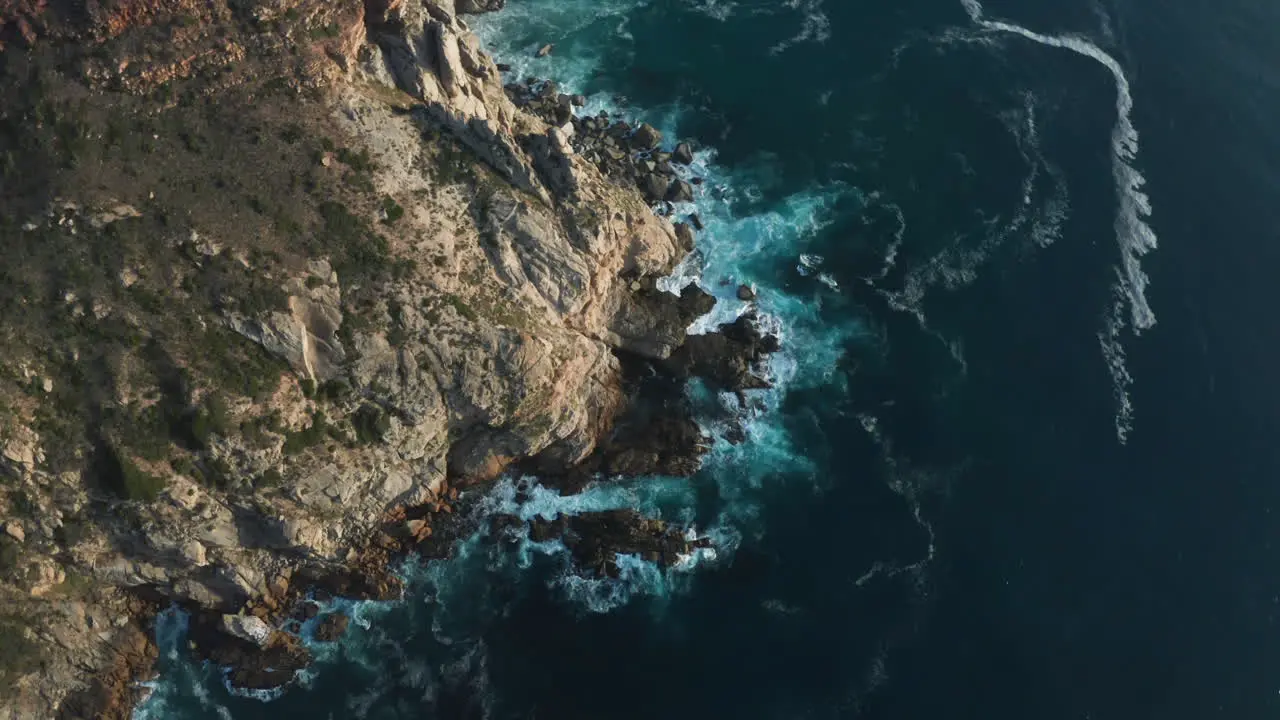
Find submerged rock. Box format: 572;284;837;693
529;509;710;576
313;613;350;642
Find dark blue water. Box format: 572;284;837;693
139;0;1280;718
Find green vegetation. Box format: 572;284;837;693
0;613;42;695
352;404;391;444
256;468;284;488
239;411;281;448
308;22;341;40
283;411;330;455
103;444;167;502
189;395;232;448
316;200;390;282
381;195;405;224
318;379;350;403
0;538;20;575
445;294;478;323
0;24;431;513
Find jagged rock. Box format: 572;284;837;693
666;179;694;203
2;425;41;472
227;292;345;382
88;203;141;229
530;509;710;576
457;0;505;12
0;0;779;714
661;311;780;392
631;122;663;150
607;283;715;360
220;614;273;648
4;521;25;542
674;222;695;251
640;173;671;203
313;612;350;642
672;142;694;165
737;284;756;301
404;517;431;540
198;618;310;691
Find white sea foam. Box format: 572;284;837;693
881;88;1066;379
688;0;736;21
1099;289;1136;442
876;202;907;280
769;0;832;55
961;0;1156;442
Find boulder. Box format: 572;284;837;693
660;311;780;392
674;222;695;251
1;425;41;472
457;0;505;12
631;122;663;150
665;179;694;203
672;142;694;165
220;614;273;648
554;94;574;125
737;284;756;301
639;174;670;203
313;613;350;642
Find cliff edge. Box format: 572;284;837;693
0;0;772;715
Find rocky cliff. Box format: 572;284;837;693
0;0;773;716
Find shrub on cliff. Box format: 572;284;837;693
0;614;41;697
100;444;166;502
353;404;391;444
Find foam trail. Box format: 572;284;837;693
961;0;1154;442
960;0;1156;332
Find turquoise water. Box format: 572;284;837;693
137;0;1280;717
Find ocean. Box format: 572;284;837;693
136;0;1280;718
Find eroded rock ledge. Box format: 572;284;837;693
0;0;777;716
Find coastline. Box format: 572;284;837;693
0;0;778;716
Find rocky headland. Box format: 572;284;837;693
0;0;775;716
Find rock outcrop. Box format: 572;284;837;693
0;0;766;716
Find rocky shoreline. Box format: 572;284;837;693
0;0;776;716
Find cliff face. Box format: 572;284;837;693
0;0;762;716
